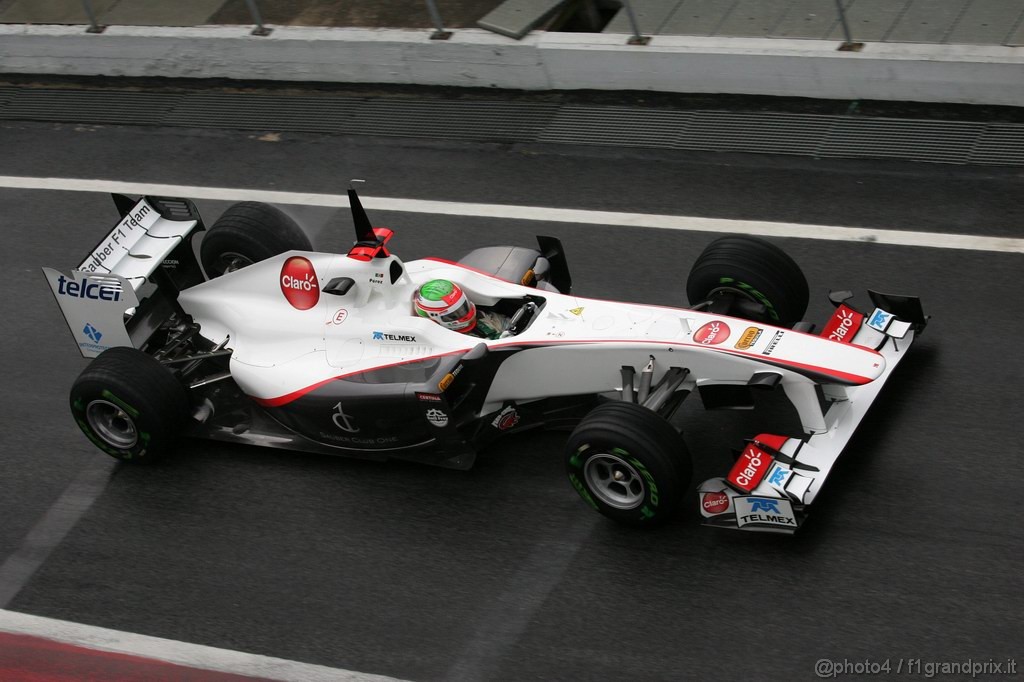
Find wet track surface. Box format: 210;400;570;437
1;114;1022;680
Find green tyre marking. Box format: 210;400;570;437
100;390;140;418
627;456;659;507
569;451;584;469
640;506;655;519
717;277;780;321
72;398;84;411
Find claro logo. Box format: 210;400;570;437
822;304;864;345
701;491;730;515
727;444;773;493
694;321;730;345
280;256;319;310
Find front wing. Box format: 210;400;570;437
697;292;926;534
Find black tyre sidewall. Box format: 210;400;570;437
70;348;189;462
566;402;691;525
200;202;312;278
686;235;809;327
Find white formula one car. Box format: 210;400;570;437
44;190;927;532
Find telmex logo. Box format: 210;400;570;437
734;326;763;350
749;498;781;514
55;275;121;301
280;257;319;310
694;321;730;345
372;331;417;342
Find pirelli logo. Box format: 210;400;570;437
734;326;763;350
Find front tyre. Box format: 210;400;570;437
70;347;189;463
566;402;692;526
686;235;809;328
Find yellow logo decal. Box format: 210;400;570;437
438;373;455;391
734;326;764;350
569;307;584;316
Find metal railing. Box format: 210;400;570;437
30;0;1020;50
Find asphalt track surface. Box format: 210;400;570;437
1;114;1022;681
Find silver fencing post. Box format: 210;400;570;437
80;0;105;33
621;0;650;45
425;0;452;40
833;0;863;51
244;0;272;36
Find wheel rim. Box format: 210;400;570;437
583;453;646;510
86;399;138;449
214;251;254;275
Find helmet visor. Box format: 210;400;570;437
439;299;473;323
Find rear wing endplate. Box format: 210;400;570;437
42;195;202;358
42;269;140;358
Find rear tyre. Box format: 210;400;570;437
70;347;189;463
686;235;809;328
200;202;311;278
566;402;692;526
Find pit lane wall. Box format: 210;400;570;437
1;25;1022;106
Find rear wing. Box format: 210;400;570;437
42;194;205;358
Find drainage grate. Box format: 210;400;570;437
677;111;833;155
2;85;1023;166
0;89;183;126
164;93;362;133
346;99;560;142
817;117;984;164
969;124;1024;165
539;106;694;148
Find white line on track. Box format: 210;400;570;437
445;519;596;681
0;457;114;608
0;609;406;682
1;175;1021;254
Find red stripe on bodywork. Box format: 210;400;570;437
252;350;466;407
709;345;876;385
255;258;880;405
252;337;874;407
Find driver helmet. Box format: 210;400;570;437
415;279;477;333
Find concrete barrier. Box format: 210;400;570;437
1;24;1021;106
